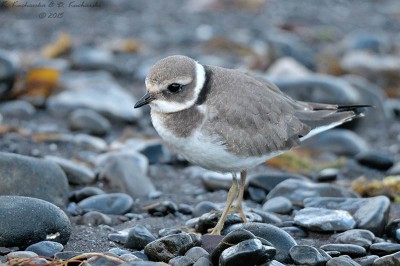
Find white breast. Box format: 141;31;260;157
151;108;279;173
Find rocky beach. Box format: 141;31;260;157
0;0;400;265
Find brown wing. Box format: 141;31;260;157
203;66;311;157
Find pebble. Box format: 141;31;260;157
0;152;69;206
44;155;95;185
219;239;276;266
304;196;390;235
70;186;106;202
169;256;194;266
120;253;142;262
370;242;400;256
266;179;358;206
210;229;260;265
248;172;309;193
25;241;64;257
54;251;83;260
354;255;379;266
77;193;133;215
131;251;149;261
0;50;16;99
250;209;283;225
320;244;367;257
193;256;213;266
69;108;111;136
272;75;360;106
124;225;156;250
76;211;112;226
315;168;340;182
71;47;116;72
0;196;71;247
229;223;297;263
372;251;400;265
178;203;193;215
48;71;141;122
301;129;369;156
386;218;400;242
266;56;311;79
248;186;266;203
289;245;331;266
136;139;172;164
294;207;356;232
355;150;394;170
147;200;179;217
262;196;293;214
0;100;36;117
333;229;375;248
144;233;201;263
327;255;362;266
7;251;39;259
108;248;131;256
342;32;391;54
387;161;400;175
185;246;209;262
197;212;262;234
158;227;184;238
200;171;233;191
192;201;219;217
281;226;308;238
97;152;156;198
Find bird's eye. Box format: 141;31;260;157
167;83;182;94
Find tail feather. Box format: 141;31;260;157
296;103;372;141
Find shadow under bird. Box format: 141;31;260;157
134;55;370;235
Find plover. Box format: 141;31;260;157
134;55;369;234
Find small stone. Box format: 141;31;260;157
25;241;63;258
386;218;400;242
120;253;142;262
372;251;400;265
355;151;394;170
248;186;266;203
136;140;172;164
7;251;38;260
158;227;183;238
294;207;356;232
0;100;36;117
107;248;131;256
267;179;358;206
281;226;308;238
193;256;213;266
327;255;362;266
315;168;339;182
200;171;232;191
370;242;400;256
229;223;297;263
219;239;276;266
131;251;149;261
44;155;95;185
97;152;156;198
178;203;193;215
304;196;390;236
0;152;69;206
333;229;375;248
76;211;112;226
192;201;219;217
69;109;111;136
0;50;16;99
210;229;259;265
289;245;331;266
144;233;201;263
248;172;309;193
124;225;156;250
250;209;283;225
77;193;133;215
185;246;209;262
70;187;105;202
320;244;367;257
147;200;178;217
197;212;262;234
354;255;379;266
266;57;311;79
0;196;71;247
48;71;141;122
301;129;368;156
169;256;194;266
262;196;292;214
54;251;83;260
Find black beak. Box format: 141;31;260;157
134;92;155;108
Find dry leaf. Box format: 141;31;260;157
42;33;72;58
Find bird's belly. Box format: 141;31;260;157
152;115;275;172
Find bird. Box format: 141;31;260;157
134;55;369;235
